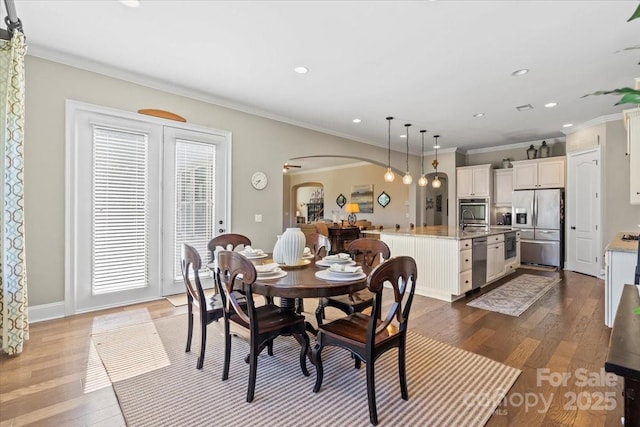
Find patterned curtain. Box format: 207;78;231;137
0;32;28;355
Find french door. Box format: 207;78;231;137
66;101;229;314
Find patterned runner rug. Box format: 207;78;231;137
467;273;561;316
92;314;520;426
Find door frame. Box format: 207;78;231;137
65;100;232;315
565;146;602;276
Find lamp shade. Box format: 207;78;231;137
345;203;360;214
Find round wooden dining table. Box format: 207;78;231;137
252;259;371;336
251;259;370;300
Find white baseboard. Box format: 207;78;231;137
28;301;66;323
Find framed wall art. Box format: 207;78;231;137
351;184;373;213
336;193;346;208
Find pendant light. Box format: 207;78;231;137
418;129;428;187
383;116;395;182
432;134;441;188
402;123;413;185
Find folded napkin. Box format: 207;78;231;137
241;246;263;255
255;263;279;274
329;264;363;274
303;247;312;255
323;253;351;261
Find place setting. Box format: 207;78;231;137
254;262;287;280
315;252;355;268
315;260;365;282
237;246;268;260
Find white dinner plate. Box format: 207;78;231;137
315;259;356;268
315;270;366;282
257;270;287;280
327;267;363;275
241;252;269;260
256;267;283;277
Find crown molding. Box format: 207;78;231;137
26;44;379;148
562;113;623;135
464;137;565;155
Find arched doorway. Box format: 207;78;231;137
294;183;324;224
422;172;448;226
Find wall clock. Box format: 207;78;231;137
251;171;268;190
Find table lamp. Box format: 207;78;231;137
345;203;360;226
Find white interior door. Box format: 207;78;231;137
566;147;601;276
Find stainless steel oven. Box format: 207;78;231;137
459;198;489;227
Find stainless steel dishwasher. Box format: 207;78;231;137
472;237;487;289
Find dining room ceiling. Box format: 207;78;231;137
8;0;640;154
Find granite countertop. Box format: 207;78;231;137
605;232;639;253
361;225;517;240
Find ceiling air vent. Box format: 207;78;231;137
516;104;534;111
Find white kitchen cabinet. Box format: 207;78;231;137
493;169;513;206
486;242;505;283
605;248;637;327
512;157;565;190
457;164;491;198
624;108;640;204
459;247;473;293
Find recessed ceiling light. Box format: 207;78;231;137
511;69;529;76
544;102;558;108
352;118;361;123
119;0;140;7
473;113;485;118
562;123;573;128
400;134;407;138
516;104;533;111
294;66;308;74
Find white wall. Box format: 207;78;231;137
24;56;442;306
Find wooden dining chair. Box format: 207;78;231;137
315;238;390;327
216;250;310;402
182;243;227;369
312;256;417;425
305;232;331;259
207;233;252;263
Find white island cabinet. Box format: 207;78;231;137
370;226;519;302
604;233;639;327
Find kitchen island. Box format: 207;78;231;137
362;226;520;302
605;232;639;327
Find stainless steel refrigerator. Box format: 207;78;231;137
512;189;564;267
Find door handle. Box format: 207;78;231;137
570;226;576;230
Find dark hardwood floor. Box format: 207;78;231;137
0;269;624;426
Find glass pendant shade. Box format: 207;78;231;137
383;116;395;182
418;174;428;187
432;175;441;188
384;167;395;182
402;172;413;185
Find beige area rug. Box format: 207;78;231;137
165;289;215;307
467;273;561;316
92;314;520;426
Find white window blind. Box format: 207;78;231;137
174;139;216;279
92;126;149;294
